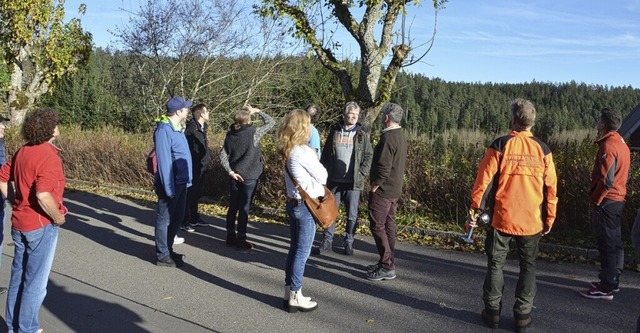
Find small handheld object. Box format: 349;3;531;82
461;212;490;244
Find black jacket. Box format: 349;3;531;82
185;119;213;172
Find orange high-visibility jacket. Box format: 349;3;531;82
470;130;558;236
589;131;630;205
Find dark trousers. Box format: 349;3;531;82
185;167;205;224
226;179;258;238
591;199;625;291
155;184;187;260
483;227;540;316
321;182;361;246
368;191;398;270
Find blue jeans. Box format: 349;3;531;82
321;183;360;246
591;199;625;291
6;224;59;333
284;199;316;291
155;183;187;260
226;179;258;238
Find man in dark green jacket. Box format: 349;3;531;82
366;103;407;281
312;102;373;256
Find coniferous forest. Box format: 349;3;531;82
33;49;640;248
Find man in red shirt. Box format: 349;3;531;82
580;108;630;300
0;108;67;333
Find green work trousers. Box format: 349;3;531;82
483;227;541;316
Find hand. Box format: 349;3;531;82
243;104;260;115
230;171;244;182
52;217;66;227
465;209;479;232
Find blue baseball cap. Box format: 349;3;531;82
166;96;193;114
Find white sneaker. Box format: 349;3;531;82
174;235;185;245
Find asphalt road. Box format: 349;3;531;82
0;189;637;333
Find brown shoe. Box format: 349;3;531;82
514;313;532;333
481;309;499;329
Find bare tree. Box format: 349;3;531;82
113;0;295;129
256;0;447;127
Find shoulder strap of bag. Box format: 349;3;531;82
285;166;313;201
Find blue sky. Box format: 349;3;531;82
65;0;640;88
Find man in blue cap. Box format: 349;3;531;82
154;96;193;267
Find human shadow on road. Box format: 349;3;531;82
63;199;152;262
44;279;150;333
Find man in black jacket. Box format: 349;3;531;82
182;104;213;231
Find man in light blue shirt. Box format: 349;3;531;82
305;104;321;158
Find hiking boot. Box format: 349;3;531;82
180;224;195;233
311;240;332;255
366;267;396;281
481;309;499;329
579;286;614;300
590;281;620;293
226;234;238;247
366;263;381;273
156;255;176;267
514;313;532;333
344;243;354;255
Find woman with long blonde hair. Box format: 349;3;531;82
277;109;327;313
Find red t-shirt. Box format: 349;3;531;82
0;142;66;231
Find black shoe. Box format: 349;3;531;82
157;255;176;267
170;252;185;267
226;234;238;247
0;287;6;295
311;241;332;255
236;238;255;250
514;313;532;333
481;309;499;329
365;267;396;281
344;244;354;255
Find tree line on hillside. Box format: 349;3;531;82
42;49;640;138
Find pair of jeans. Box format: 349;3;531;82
155;183;187;260
284;199;316;291
321;183;361;247
368;191;398;270
6;223;59;333
225;179;258;238
591;199;624;291
185;167;205;224
483;227;540;316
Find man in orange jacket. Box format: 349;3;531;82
580;108;630;300
467;99;558;332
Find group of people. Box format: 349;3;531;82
0;96;636;332
278;102;408;312
151;96;410;311
466;99;639;332
152;96;275;267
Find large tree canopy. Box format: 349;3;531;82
0;0;92;124
256;0;447;126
